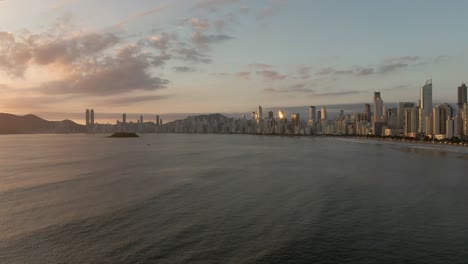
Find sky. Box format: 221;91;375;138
0;0;467;123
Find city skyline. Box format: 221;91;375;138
1;0;468;119
49;79;466;141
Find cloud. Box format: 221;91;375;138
355;68;374;76
265;83;363;97
316;67;354;76
315;56;425;78
314;90;363;97
264;83;313;93
379;63;409;73
381;84;411;91
240;5;249;13
0;30;120;78
173;47;211;63
256;7;273;20
113;3;175;29
256;70;287;81
193;0;240;10
37;45;169;96
249;63;273;69
191;31;233;49
189;18;211;31
148;32;176;51
173;66;196;72
98;95;169;106
49;0;78;11
235;71;251;80
296;65;312;79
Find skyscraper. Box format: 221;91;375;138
258;106;263;119
90;109;94;127
420;79;433;133
85;109;90;127
339;110;344;119
373;92;383;123
457;83;467;136
321;106;327;120
140;115;143;124
123;113;127;124
364;103;371;122
404;107;419;137
268;111;274;119
433;103;453;136
386;108;397;129
397;102;415;129
291;113;300;128
458;83;467;108
308;106;316;125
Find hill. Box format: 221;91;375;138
0;113;86;134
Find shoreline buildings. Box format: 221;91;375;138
79;80;467;140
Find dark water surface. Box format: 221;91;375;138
0;134;467;264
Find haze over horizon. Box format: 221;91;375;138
1;0;467;123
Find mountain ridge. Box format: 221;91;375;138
0;113;86;134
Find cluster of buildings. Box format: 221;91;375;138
239;80;468;140
84;110;163;133
84;80;468;140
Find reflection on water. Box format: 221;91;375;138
0;134;467;264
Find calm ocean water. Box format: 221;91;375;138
0;134;467;264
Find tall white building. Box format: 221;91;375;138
420;79;433;133
321;106;327;120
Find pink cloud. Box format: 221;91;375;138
235;71;251;80
257;70;286;81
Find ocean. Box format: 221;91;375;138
0;134;467;264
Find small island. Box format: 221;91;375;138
108;132;139;138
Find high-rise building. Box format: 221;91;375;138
308;106;316;126
339;110;344;120
268;111;274;119
156;115;160;126
258;106;263;119
317;110;321;122
85;109;90;127
386;108;397;129
140;115;143;124
321;106;327;120
458;83;467;108
291;113;300;128
457;83;467;136
397;102;415;129
373;92;383;123
420;79;433;133
374;92;381;101
404;107;419;137
463;103;468;136
447;118;455;139
90;109;94;127
433;103;453;136
364;103;371;122
123;113;127;124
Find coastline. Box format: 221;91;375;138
1;132;467;148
